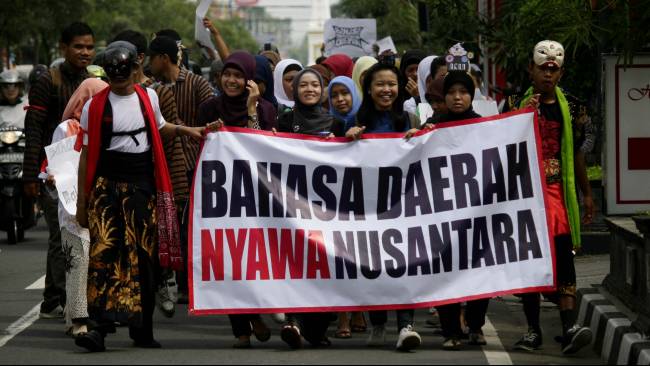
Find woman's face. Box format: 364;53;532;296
331;83;352;114
1;84;21;103
370;69;399;111
445;83;472;114
221;67;246;97
297;72;322;106
283;69;299;101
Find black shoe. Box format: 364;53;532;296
232;338;252;349
561;325;592;355
75;330;105;352
133;339;162;348
514;329;542;351
280;324;303;349
468;330;487;346
176;292;189;305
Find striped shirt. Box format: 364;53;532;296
23;62;88;181
168;68;213;172
146;81;190;204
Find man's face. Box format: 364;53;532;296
61;35;95;69
529;63;563;95
148;54;166;78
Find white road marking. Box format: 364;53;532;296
25;275;45;290
0;303;41;348
482;316;514;365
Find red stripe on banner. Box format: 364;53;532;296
188;285;556;316
628;138;650;170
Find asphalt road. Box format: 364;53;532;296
0;221;606;364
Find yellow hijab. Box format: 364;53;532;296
352;56;378;100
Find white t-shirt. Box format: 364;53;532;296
80;88;165;153
0;98;28;129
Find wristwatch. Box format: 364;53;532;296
248;114;259;124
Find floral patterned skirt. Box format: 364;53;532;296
87;177;158;324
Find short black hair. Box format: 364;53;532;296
60;22;94;45
149;36;179;65
155;29;182;42
430;56;447;79
112;30;148;55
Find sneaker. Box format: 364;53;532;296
514;329;543;351
280;323;302;349
561;325;593;355
366;324;386;347
156;283;176;318
271;313;286;324
468;330;487;346
39;305;64;319
396;325;421;352
442;337;462;351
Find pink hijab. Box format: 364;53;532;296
61;78;108;138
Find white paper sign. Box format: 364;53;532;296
376;36;397;54
473;100;499;117
195;0;216;51
45;136;80;215
189;110;554;315
324;19;376;58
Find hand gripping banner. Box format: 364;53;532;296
189;110;555;315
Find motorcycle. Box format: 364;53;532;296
0;125;36;244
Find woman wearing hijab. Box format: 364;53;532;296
275;69;345;350
403;55;435;117
322;54;354;78
45;78;108;338
254;55;278;109
198;51;277;132
273;59;303;114
399;49;426;99
428;71;490;351
277;69;344;137
197;52;276;349
328;76;361;133
308;64;334;110
351;56;378;99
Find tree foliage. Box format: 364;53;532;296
2;0;258;66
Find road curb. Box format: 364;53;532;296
577;288;650;365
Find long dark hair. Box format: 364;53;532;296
356;63;408;132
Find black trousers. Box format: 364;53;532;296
229;314;262;338
438;298;490;338
40;189;66;312
368;310;414;332
287;312;332;345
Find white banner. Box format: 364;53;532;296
190;110;554;315
44;136;80;215
324;19;376;58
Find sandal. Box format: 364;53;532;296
335;328;352;339
350;312;367;333
280;324;302;349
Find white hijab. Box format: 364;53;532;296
273;58;303;108
417;55;436;103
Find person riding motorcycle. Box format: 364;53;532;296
0;70;28;129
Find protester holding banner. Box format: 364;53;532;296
427;70;493;351
198;51;277;133
45;77;107;338
277;69;345;138
308;64;335;110
504;40;594;354
273;59;303;113
343;63;422;351
328;76;361;133
347;63;413;141
351;56;378;100
73;41;206;352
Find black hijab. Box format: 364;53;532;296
435;71;481;123
289;69;337;135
